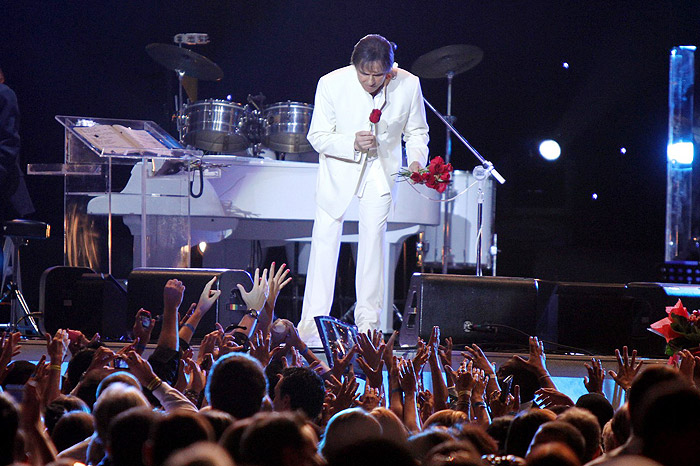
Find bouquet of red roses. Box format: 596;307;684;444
396;156;453;193
649;299;700;356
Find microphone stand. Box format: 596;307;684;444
423;97;506;276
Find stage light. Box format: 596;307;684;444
198;241;207;253
592;193;598;200
667;141;694;165
620;147;627;154
538;139;561;161
562;62;569;69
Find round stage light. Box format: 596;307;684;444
538;139;561;161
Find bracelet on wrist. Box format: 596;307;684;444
146;376;163;391
299;346;310;356
182;323;196;333
473;401;487;408
49;364;62;372
457;390;472;398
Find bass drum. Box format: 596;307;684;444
263;101;314;153
182;100;249;152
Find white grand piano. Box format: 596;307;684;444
88;155;441;332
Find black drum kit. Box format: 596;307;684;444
146;35;484;158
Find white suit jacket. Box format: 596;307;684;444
307;65;429;219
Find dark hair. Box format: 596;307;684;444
486;415;514;455
206;353;267;419
327;438;416;466
108;407;158;466
198;409;234;441
504;408;556;458
149;411;214;466
557;407;601;463
239;412;311;466
528;421;586;463
50;411;95;453
0;392;19;466
575;393;614;430
455;423;499;456
350;34;395;73
278;366;325;421
44;395;91;434
628;365;683;434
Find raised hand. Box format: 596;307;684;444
0;331;21;384
608;346;642;391
265;262;292;311
412;339;429;374
583;358;605;393
461;343;496;376
45;329;69;364
198;327;223;363
237;268;269;311
356;354;384;389
398;358;418;395
196;276;222;315
133;309;155;350
359;385;382;411
438;337;453;368
356;331;386;369
534;387;574;408
677;349;699;386
330;345;357;380
249;330;283;366
163;279;185;311
489;384;521;418
382;330;398;370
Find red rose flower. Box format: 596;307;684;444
436;182;448;193
410;172;423;183
420;172;431;182
369;109;382;124
441;172;451;182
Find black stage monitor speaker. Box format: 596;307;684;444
127;268;252;339
399;273;554;350
41;266;128;340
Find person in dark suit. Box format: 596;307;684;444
0;66;34;226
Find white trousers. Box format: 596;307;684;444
297;161;391;345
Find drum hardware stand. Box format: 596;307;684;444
422;97;506;275
1;220;50;335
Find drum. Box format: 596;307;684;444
262;101;314;153
182;100;249;152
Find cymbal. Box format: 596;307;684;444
411;44;483;79
146;43;223;81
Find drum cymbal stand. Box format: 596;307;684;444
422;98;506;276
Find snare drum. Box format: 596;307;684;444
263;101;314;153
182;99;248;152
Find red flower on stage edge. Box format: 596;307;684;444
369;109;382;124
395;156;454;193
649;299;700;356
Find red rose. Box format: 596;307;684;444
430;156;445;166
429;162;440;176
425;176;437;189
369;109;382;124
436;182;448;193
420;172;431;182
441;172;451;182
410;172;423;183
441;163;453;174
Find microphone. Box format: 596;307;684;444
463;321;497;333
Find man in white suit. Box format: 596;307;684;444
297;34;429;346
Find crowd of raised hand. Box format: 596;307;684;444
1;262;699;466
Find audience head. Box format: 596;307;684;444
163;442;234;466
1;360;35;388
627;365;683;435
206;353;267;419
239;411;322;466
638;381;700;466
498;360;541;403
407;427;455;463
198;408;234;441
0;392;19;466
606;404;630;451
575;393;614;431
107;406;158;466
147;411;214;466
273;366;325;421
96;371;141;398
370;407;409;446
50;410;95;453
455;424;498;456
424;409;469;429
423;440;483;466
93;382;149;441
526;421;586;464
504;408;556;458
486;415;514;455
327;438;416;466
44;395;90;435
557;407;601;462
525;442;581;466
319;407;382;459
219;417;254;465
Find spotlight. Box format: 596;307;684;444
562;62;569;69
198;242;207;253
620;147;627;154
538;139;561;161
667;141;694;165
